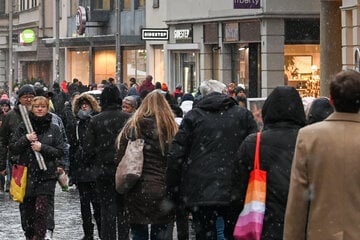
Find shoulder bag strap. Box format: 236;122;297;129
254;132;261;170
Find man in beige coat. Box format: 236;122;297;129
284;69;360;240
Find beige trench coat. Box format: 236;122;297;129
284;112;360;240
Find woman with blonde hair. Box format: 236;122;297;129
10;96;65;240
116;90;178;240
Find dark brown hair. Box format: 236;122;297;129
331;69;360;113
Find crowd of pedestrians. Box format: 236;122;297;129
0;69;359;240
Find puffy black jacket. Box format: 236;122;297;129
167;92;258;207
84;105;130;178
10;113;64;196
236;86;306;240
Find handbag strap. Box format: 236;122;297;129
254;132;261;170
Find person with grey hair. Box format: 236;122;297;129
167;79;258;239
122;96;137;113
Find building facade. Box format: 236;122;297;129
0;0;54;91
0;0;353;98
146;0;322;97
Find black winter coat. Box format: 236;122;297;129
0;106;22;171
84;105;130;178
10;113;64;197
167;92;258;207
71;111;98;183
236;86;306;240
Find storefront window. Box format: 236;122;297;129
123;0;131;10
231;44;249;88
94;50;116;83
284;44;320;98
137;0;146;9
93;0;111;10
69;50;90;86
154;47;164;82
123;49;147;85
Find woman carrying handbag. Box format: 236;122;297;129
115;90;178;240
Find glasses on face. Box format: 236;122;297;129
20;95;34;100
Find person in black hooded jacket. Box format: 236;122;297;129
84;85;131;240
167;79;258;239
236;86;306;240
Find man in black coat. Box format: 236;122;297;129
167;79;258;239
84;85;131;240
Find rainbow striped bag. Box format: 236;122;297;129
234;132;266;240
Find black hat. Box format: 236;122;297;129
100;85;121;107
0;99;10;107
35;86;54;98
18;84;36;98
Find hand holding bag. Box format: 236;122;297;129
233;132;266;240
10;164;28;203
115;128;145;194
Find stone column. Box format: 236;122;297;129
320;0;342;96
261;19;285;97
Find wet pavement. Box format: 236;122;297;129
0;185;194;240
0;185;99;240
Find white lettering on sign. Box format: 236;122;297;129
174;29;190;39
234;0;259;4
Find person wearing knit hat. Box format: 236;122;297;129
0;84;36;209
18;84;36;100
161;82;169;92
100;84;122;108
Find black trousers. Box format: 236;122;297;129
77;181;101;237
96;176;130;240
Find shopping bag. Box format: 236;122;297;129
10;164;28;203
234;132;266;240
115;138;145;194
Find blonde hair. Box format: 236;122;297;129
117;90;178;155
31;96;49;110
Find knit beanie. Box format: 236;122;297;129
161;83;169;92
100;85;122;107
18;84;36;98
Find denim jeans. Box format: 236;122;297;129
131;223;173;240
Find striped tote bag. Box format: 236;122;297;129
234;132;266;240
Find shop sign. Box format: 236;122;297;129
224;22;239;42
174;29;191;40
20;29;36;44
76;6;87;35
141;28;169;40
234;0;261;9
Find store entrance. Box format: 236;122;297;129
173;52;199;94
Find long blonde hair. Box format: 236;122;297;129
117;90;178;154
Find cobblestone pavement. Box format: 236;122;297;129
0;185;99;240
0;185;195;240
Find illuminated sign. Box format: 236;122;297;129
141;29;169;40
20;29;36;44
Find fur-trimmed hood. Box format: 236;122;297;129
72;93;101;114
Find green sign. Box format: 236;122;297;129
21;29;36;43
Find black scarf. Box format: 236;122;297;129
29;112;52;135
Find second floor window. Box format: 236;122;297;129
20;0;38;11
94;0;111;10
